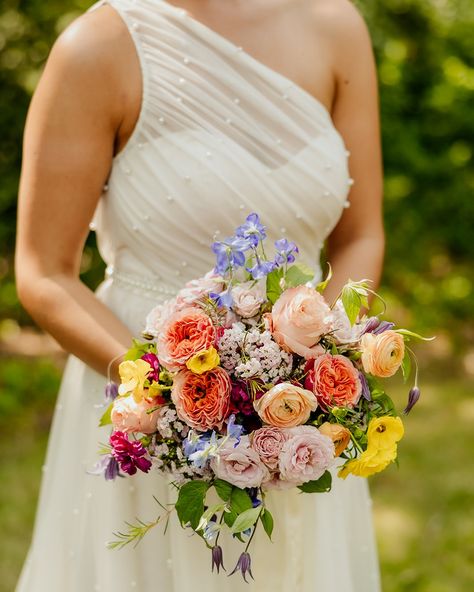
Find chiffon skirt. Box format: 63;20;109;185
16;280;382;592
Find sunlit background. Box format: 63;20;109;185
0;0;473;590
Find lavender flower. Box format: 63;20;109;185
87;454;121;481
363;317;395;335
236;213;266;247
110;431;152;476
226;414;244;445
273;238;299;266
404;386;420;414
141;352;160;382
373;321;396;334
105;381;119;402
246;258;275;280
210;289;233;309
211;545;226;573
229;551;254;582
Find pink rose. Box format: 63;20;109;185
171;367;231;431
251;426;288;469
111;395;161;434
144;298;181;338
268;286;332;359
210;436;270;488
278;426;335;485
175;270;224;308
158;307;217;371
311;353;362;410
231;279;267;318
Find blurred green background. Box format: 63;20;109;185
0;0;473;590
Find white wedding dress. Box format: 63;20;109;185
16;1;381;590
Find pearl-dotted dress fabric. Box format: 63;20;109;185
16;1;381;590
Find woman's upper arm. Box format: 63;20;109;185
15;6;136;293
325;0;384;249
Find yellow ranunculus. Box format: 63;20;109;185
118;359;151;402
186;347;220;375
367;416;404;451
338;446;397;479
338;415;404;479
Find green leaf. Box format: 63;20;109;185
260;509;274;540
230;506;261;534
401;349;411;383
284;262;315;288
341;286;361;326
266;268;284;304
124;339;155;361
214;479;233;502
175;481;210;530
223;486;253;528
315;262;332;294
371;392;396;415
99;402;113;427
298;470;332;493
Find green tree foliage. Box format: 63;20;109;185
0;0;473;346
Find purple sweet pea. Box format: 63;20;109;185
229;552;254;582
141;352;160;382
358;371;372;401
273;238;299;266
363;317;395;335
373;321;396;334
109;431;152;476
235;213;266;247
87;454;121;481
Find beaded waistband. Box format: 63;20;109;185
105;266;178;299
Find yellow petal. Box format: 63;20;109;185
367;416;404;450
186;347;220;375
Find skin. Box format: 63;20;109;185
15;0;384;381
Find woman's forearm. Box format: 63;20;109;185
18;273;134;381
324;235;385;309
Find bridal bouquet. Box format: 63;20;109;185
93;213;430;580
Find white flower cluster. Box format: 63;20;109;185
156;407;189;439
218;322;293;384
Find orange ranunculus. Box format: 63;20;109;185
311;353;362;410
318;422;352;457
157;307;217;372
268;286;332;359
360;330;405;378
254;383;317;428
171;367;231;431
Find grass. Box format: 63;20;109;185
0;356;473;591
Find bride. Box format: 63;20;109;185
14;0;385;590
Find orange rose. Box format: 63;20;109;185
360;330;405;378
268;286;332;359
311;353;361;410
157;307;217;372
319;422;351;457
171;367;231;431
254;383;317;428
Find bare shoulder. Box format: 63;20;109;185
309;0;374;76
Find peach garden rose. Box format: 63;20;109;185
310;353;362;410
171;367;231;431
111;395;162;435
254;383;318;428
268;285;332;359
158;307;217;372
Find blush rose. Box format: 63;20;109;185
111;395;161;435
210;436;270;488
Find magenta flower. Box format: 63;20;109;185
110;431;152;475
230;381;255;416
141;352;160;382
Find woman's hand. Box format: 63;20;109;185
323;1;385;308
15;6;141;377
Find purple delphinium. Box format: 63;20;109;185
226;414;244;446
235;213;266;247
229;552;254;582
210;289;233;309
246;257;275;280
212;236;251;276
141;352;160;382
110;431;152;476
273;238;299;266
